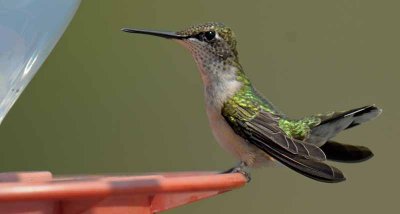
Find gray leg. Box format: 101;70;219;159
222;161;251;182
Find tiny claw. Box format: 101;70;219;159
221;162;251;183
232;168;251;183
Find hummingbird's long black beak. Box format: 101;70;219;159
121;28;187;39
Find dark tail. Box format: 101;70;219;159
307;105;381;163
320;141;374;163
308;105;382;146
317;105;381;130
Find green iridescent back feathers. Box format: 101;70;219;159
222;70;321;141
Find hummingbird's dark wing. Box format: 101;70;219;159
249;111;326;161
222;105;345;183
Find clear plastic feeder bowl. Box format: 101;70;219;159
0;0;81;124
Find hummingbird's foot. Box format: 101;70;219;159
221;162;251;183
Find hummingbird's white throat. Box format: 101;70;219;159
176;38;242;108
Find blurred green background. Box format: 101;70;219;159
0;0;398;213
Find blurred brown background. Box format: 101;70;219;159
0;0;398;213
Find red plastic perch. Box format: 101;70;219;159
0;171;246;213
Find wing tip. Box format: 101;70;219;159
327;168;346;183
302;162;346;183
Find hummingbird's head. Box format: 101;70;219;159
122;22;239;67
175;22;238;61
122;22;245;90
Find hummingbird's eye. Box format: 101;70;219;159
204;31;216;41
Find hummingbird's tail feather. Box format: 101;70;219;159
308;105;382;146
251;138;346;182
320;141;373;163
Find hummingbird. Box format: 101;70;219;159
122;22;382;183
